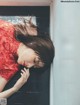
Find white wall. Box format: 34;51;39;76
50;0;80;105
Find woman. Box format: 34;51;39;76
0;18;55;98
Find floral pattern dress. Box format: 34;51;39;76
0;20;20;81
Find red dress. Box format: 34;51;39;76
0;20;20;81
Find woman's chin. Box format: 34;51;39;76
17;60;22;65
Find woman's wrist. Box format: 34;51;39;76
12;86;19;93
13;81;24;92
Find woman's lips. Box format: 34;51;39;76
23;61;26;66
17;60;26;66
17;60;29;68
23;61;28;67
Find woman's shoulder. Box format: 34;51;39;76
0;19;13;28
0;19;15;42
0;19;20;53
0;19;14;33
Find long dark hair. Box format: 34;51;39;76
14;18;55;68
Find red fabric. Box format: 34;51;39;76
0;20;20;81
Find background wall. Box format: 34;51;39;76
50;0;80;105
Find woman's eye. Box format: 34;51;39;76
34;59;39;64
34;59;36;63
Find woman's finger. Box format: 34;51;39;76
20;73;23;76
24;68;29;71
24;68;30;76
21;69;25;72
20;68;30;78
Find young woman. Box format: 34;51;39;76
0;18;55;98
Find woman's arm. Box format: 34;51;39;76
0;76;8;92
0;68;30;98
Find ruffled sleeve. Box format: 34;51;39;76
0;20;20;81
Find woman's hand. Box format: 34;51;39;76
0;68;30;98
25;17;37;36
13;68;30;92
27;26;37;36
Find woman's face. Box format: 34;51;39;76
17;43;44;68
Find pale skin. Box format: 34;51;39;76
0;68;30;98
0;23;44;98
0;45;33;98
0;43;44;98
